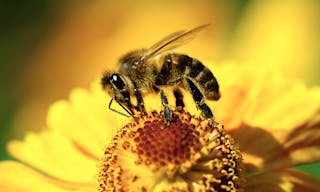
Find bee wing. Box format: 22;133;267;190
140;24;210;62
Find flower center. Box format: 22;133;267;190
98;109;245;192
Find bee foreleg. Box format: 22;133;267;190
186;79;214;119
134;87;146;114
122;91;136;115
173;88;185;109
160;90;171;123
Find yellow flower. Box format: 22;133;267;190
98;110;244;191
1;60;320;192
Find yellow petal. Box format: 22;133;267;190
213;61;258;128
266;117;320;170
230;124;280;172
245;169;320;192
0;161;94;192
7;131;97;183
205;61;320;172
232;121;320;172
47;81;127;158
214;61;320;140
242;80;320;141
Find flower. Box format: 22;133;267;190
1;60;320;192
98;109;245;191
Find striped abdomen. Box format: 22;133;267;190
156;53;220;101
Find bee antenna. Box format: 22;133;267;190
108;98;134;118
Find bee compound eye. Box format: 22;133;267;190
111;74;125;90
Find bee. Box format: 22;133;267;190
101;24;220;122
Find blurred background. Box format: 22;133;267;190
1;0;319;176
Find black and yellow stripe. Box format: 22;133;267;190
173;54;220;101
155;53;220;119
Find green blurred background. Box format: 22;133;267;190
1;0;320;177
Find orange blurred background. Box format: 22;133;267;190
1;0;319;166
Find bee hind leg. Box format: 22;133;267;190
198;103;213;119
186;79;214;119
